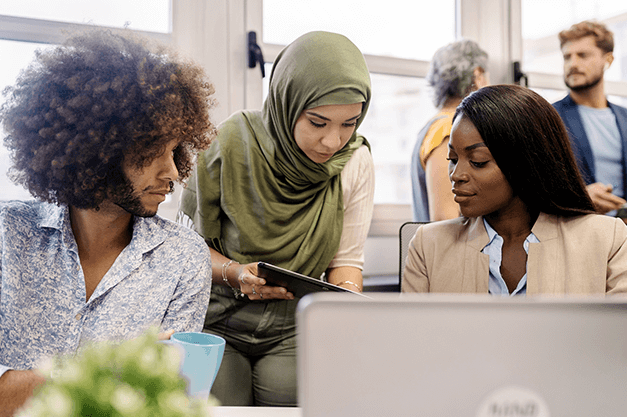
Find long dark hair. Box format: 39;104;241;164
455;84;595;217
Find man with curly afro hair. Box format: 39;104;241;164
0;29;217;413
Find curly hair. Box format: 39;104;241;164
1;29;217;209
559;20;614;54
426;39;488;108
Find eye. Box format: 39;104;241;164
470;161;488;168
309;120;325;128
445;157;457;165
343;121;358;127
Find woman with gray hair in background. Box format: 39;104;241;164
411;39;489;221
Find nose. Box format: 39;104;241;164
160;152;179;182
566;56;580;70
320;127;342;151
449;161;468;184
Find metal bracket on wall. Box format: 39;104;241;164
513;61;528;87
248;31;265;78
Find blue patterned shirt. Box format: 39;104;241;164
0;201;212;377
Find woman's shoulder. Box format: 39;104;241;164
341;145;374;198
554;212;621;225
210;110;266;157
413;217;475;243
349;144;373;164
217;110;263;136
342;144;373;175
419;111;456;165
557;213;626;232
537;213;627;245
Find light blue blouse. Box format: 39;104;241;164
0;201;211;378
482;218;540;296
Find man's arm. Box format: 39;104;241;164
160;243;212;333
0;369;46;417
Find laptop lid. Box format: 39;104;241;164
296;293;627;417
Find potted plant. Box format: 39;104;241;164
17;329;219;417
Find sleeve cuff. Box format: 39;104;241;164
0;365;13;379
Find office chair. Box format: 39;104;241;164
399;221;426;290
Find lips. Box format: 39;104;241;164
314;152;334;162
452;188;473;196
452;188;475;203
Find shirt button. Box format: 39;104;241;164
75;313;82;321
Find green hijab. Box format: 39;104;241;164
181;31;371;279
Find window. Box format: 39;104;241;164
522;0;627;89
262;1;455;61
0;40;49;201
359;75;436;204
0;0;170;33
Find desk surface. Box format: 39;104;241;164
212;406;302;417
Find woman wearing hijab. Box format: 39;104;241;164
402;85;627;295
179;31;374;406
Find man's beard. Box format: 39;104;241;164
112;175;174;218
565;71;603;92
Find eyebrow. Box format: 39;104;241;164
465;142;487;151
306;111;362;122
448;142;488;151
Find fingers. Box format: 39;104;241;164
595;195;625;213
587;183;626;213
234;263;295;301
238;272;294;300
238;273;266;287
248;283;294;300
157;329;175;340
588;182;613;192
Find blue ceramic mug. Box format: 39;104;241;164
165;332;226;399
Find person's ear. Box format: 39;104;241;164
472;67;489;90
604;53;614;71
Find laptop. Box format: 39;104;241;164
296;293;627;417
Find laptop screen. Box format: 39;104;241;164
296;293;627;416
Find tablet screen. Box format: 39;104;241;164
257;262;366;298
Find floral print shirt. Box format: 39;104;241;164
0;201;211;377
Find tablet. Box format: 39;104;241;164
257;262;367;298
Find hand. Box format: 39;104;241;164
586;183;626;214
0;369;46;417
235;262;295;301
157;329;175;340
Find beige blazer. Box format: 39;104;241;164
402;213;627;295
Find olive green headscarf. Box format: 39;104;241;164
181;31;371;279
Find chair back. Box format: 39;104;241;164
399;221;426;288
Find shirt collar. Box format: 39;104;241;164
37;202;67;230
482;218;499;249
482;217;540;251
130;215;170;255
36;202;169;256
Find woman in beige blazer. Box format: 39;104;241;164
402;84;627;295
